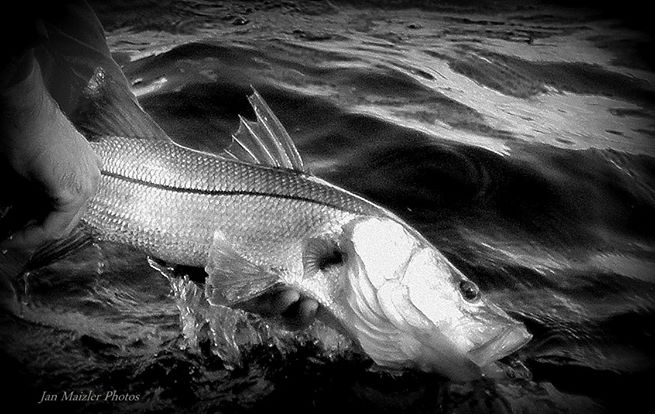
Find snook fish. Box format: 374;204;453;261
25;76;532;381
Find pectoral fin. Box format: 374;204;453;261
302;237;344;275
204;231;280;306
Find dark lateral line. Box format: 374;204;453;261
101;170;350;212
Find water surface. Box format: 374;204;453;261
1;1;654;413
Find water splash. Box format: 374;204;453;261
92;243;107;276
148;257;353;368
20;271;32;309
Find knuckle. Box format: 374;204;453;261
57;170;84;198
53;168;99;207
89;167;101;188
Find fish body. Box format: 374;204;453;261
54;86;531;380
86;136;378;269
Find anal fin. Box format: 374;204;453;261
204;231;281;306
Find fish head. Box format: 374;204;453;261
310;216;531;381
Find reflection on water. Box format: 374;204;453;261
1;1;654;413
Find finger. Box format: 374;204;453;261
268;289;301;315
0;272;19;314
1;204;81;249
39;205;80;239
282;298;319;330
1;223;52;249
239;289;300;317
61;201;88;236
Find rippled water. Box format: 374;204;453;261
1;1;654;413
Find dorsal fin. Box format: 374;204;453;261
72;66;173;142
221;88;307;172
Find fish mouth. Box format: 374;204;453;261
466;324;532;367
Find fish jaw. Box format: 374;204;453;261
466;322;532;368
401;253;532;376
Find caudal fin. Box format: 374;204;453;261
72;66;173;142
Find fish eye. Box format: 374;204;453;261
459;280;481;302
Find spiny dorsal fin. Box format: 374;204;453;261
221;88;307;172
72;66;173;142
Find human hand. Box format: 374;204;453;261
238;288;320;330
1;57;101;249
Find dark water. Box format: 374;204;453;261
2;1;654;413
